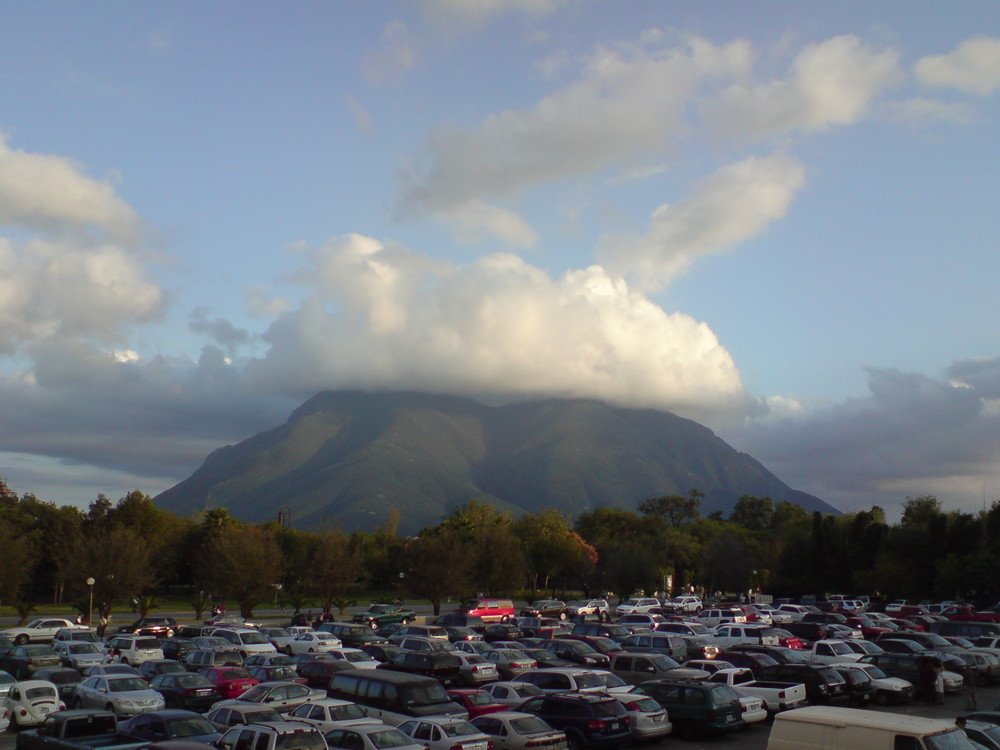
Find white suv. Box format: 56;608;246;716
695;608;747;628
211;628;278;658
615;598;661;616
104;635;163;665
663;596;703;614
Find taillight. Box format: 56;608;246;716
586;720;604;732
778;690;785;699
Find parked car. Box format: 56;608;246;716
615;598;661;616
148;672;222;711
834;662;914;705
217;720;326;750
103;636;163;666
72;674;166;717
635;678;744;739
286;698;382;731
284;632;343;655
0;645;61;679
756;663;850;705
1;620;87;646
323;723;426;750
352;604;417;630
204;703;282;731
296;660;359;690
211;628;278;659
52;642;107;671
4;680;65;729
199;667;259;700
378;651;463;685
479;682;544;708
516;692;631;750
137;660;189;681
481;650;537;680
397;717;492;750
520;601;571;621
470;711;569;750
210;681;326;714
119;708;221;744
115;618;179;639
31;668;83;703
446;689;506;719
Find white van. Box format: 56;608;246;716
768;706;976;750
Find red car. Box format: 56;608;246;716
845;617;893;640
447;688;506;718
200;666;259;699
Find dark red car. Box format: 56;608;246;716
199;666;258;699
446;688;506;718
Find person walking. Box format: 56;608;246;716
963;663;978;710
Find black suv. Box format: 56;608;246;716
570;622;633;644
518;692;631;750
319;622;389;648
433;614;487;632
756;663;850;704
116;617;178;638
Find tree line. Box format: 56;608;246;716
1;476;999;619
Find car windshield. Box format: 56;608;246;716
830;642;854;654
595;673;628;688
267;629;290;637
925;729;979;750
45;671;80;685
167;717;217;737
240;632;270;644
25;687;57;700
509;716;551;734
591;700;624;718
275;732;326;750
224;668;253;680
136;639;160;650
110;678;150;692
576;673;607;690
239;685;268;701
24;646;54;656
269;668;298;679
629;697;662;712
344;652;372;663
247;709;281;722
366;729;415;749
589;637;618;651
68;644;100;654
330;704;367;720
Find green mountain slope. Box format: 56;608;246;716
154;390;837;532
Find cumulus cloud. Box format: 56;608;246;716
0;137;140;243
882;97;975;126
733;362;1000;515
708;35;903;139
189;308;254;357
397;35;752;240
418;0;574;30
598;154;806;291
245;233;750;418
915;37;1000;96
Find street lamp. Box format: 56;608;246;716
86;577;95;626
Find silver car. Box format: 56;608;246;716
72;674;165;717
54;642;107;670
471;711;568;750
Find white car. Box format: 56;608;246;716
470;711;568;750
835;662;914;705
615;598;661;616
480;682;544;708
711;624;778;649
212;627;278;658
72;674;165;717
809;640;864;665
4;680;65;729
696;608;747;628
398;717;492;750
287;697;382;731
324;648;379;670
662;596;703;614
2;619;87;645
104;635;164;666
776;604;813;621
284;632;343;655
738;694;768;725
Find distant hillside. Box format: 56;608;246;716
154;391;837;533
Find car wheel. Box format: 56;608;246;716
74;698;84;709
565;732;584;750
105;704;115;714
285;646;294;656
121;658;130;665
308;648;314;653
14;634;28;645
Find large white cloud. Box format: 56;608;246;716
708;35;903;139
0;139;164;354
915;37;1000;96
246;233;751;418
0;137;140;242
397;35;752;240
598;154;806;291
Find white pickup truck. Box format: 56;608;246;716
706;668;808;714
807;639;864;665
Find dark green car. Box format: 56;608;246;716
352;603;416;630
636;678;743;739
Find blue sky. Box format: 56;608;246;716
2;1;999;521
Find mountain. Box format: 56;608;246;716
154;390;837;533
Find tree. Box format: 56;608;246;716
81;527;156;618
202;524;283;617
307;530;362;615
638;492;701;527
514;510;589;594
402;528;472;615
729;496;774;531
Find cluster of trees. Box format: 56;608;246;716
2;476;1000;619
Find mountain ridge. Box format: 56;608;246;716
154;390;837;532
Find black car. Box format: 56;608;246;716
32;667;83;701
517;692;631;750
832;664;876;705
148;672;223;710
138;659;191;680
543;639;610;669
120;709;222;744
161;639;197;662
756;664;850;704
318;622;390;648
782;622;830;645
570;623;633;644
358;643;404;663
296;659;358;690
116;617;179;638
483;624;525;643
519;600;571;620
432;614;487;632
377;651;462;684
718;650;779;671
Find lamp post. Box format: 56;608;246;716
86;577;95;626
